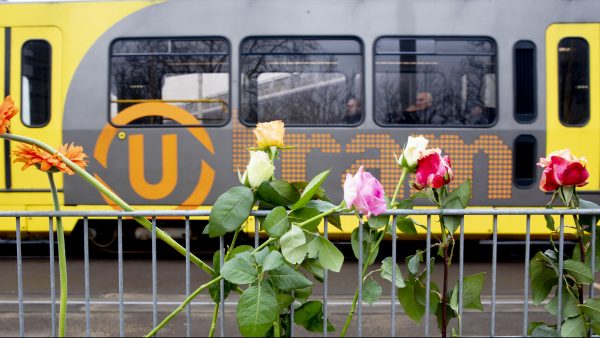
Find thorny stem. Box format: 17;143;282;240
147;237;277;337
48;173;67;337
340;168;408;337
1;133;214;275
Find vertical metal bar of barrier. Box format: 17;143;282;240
219;235;225;337
491;215;498;337
49;217;56;337
254;217;259;249
16;217;24;338
425;215;432;337
323;217;329;337
523;215;531;336
185;217;191;337
391;215;397;338
590;216;597;338
358;217;363;337
118;217;124;337
591;216;596;299
557;215;564;332
152;217;158;332
84;217;91;338
458;217;464;337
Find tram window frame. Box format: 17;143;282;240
21;40;52;128
108;37;231;128
558;37;590;127
373;36;498;128
239;36;365;127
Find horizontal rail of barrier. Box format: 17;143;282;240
3;208;599;337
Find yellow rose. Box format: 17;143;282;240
253;120;285;148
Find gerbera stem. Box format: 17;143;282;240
1;133;214;275
47;172;67;337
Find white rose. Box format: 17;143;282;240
398;135;429;171
241;151;275;188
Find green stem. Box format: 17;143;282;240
148;237;277;337
341;168;408;337
48;173;67;337
208;302;220;337
2;133;214;275
295;201;346;228
145;277;222;337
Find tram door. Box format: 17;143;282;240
2;26;62;191
546;24;600;191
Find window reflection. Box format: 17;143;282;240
558;38;589;126
374;38;496;127
240;37;363;125
110;38;230;126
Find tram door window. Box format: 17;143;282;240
558;38;590;126
240;37;363;126
514;41;537;123
374;37;497;127
21;40;51;127
109;38;230;126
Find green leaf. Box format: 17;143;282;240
280;225;308;264
398;279;425;323
276;294;294;312
303;200;343;230
256;180;300;206
396;217;417;235
560;315;587;338
221;252;258;285
579;198;600;229
531;325;559;337
208;186;255;237
261;250;284;272
444;179;471;208
236;282;278;337
303;258;324;282
459;272;486;311
294;286;313;304
407;251;423;276
316;237;344;273
532;269;558;305
527;321;546;336
545;288;579;319
263;206;290;238
381;257;406;288
209;251;233;303
564;259;594;284
544;204;555;231
351;226;379;266
442;197;463;234
307;237;320;259
368;214;390;230
581;298;600;322
363;279;382;305
268;264;312;291
294;301;335;333
291;170;330;210
393;198;414;210
289;207;321;232
590;322;600;336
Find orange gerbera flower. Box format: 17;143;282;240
0;96;19;134
13;143;88;175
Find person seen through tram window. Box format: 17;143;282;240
463;103;490;125
400;91;447;124
344;97;362;124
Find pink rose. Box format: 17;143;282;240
413;149;454;190
343;166;387;217
537;149;589;192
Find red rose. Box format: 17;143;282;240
413;149;454;190
537;149;589;192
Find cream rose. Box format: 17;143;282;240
239;151;275;188
398;135;429;171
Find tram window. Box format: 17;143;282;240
558;38;589;126
240;37;363;126
110;38;230;126
513;134;537;188
514;41;537;123
21;40;51;127
374;37;497;127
